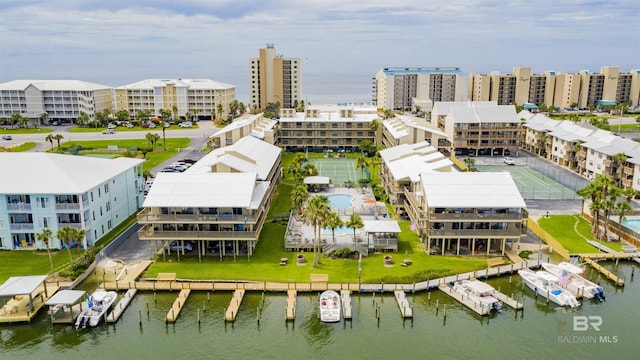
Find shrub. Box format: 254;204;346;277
59;245;102;279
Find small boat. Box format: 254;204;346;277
452;279;502;312
541;262;605;301
319;290;341;323
75;289;117;330
518;269;580;308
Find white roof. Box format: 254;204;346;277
421;172;526;208
363;220;401;234
383;115;448;140
450;105;518;124
0;275;48;296
380;142;451;182
0;80;111;91
116;78;234;90
432;101;497;118
45;290;86;305
142;172;268;209
187;136;280;180
304;176;331;185
209;114;276;140
0;153;143;194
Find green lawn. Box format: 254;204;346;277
0;127;52;134
0;142;37;152
538;215;625;253
0;250;81;284
55;138;190;172
70;125;197;133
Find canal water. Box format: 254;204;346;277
1;263;636;359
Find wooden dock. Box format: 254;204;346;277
225;289;245;322
286;290;296;320
491;290;524;310
582;258;624;286
107;289;137;323
340;290;352;320
393;290;413;318
166;289;191;323
438;284;489;316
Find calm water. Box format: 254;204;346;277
326;194;354;209
1;263;637;359
621;219;640;232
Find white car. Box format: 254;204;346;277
179;122;193;128
504;157;515;165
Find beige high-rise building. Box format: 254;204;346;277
578;66;620;108
553;73;581;109
249;44;302;111
486;67;532;105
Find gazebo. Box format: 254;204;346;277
363;220;401;252
303;176;331;192
45;290;86;324
0;275;50;323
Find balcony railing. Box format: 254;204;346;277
137;209;258;223
428;228;522;237
56;202;81;210
428;212;523;221
58;222;83;228
7;203;32;211
10;223;34;231
138;225;258;241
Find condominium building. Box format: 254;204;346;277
521;111;640;190
137;136;281;259
431;101;522;156
420;172;527;256
381;115;449;151
114;79;235;121
0;80;112;125
374;67;466;111
469;66;640;109
249;44;302;110
0;153;144;250
208;113;278;149
278;105;378;152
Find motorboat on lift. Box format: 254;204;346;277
452;279;503;312
75;289;117;329
518;269;580;308
541;262;605;301
319;290;341;323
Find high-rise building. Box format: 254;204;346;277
249;44;302;111
374;67;466;111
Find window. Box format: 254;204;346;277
106;201;111;212
39;217;51;228
104;184;109;193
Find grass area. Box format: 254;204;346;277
145;168;487;283
70;125;198;133
538;215;625;253
0;127;52;134
55;138;190;172
0;142;37;152
0;250;81;284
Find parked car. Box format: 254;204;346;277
107;123;117;129
179;122;193;128
126;123;134;128
149;123;157;128
504;157;516;165
2;135;12;140
207;242;220;254
102;129;115;134
161;167;179;173
169;242;193;253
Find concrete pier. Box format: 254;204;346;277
107;289;137;323
225;289;245;322
166;289;191;323
393;290;413;318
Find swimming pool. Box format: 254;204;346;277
326;194;354;209
322;225;358;236
621;219;640;231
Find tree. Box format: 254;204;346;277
615;200;632;241
76;112;89;127
324;212;344;245
35;229;55;273
45;134;55;150
290;184;308;216
301;163;319;178
143;170;153;182
53;134;64;148
41;112;49;126
56;226;74;267
301;195;330;267
358;140;376;157
216;103;224;121
115;109;129;122
382;109;394;119
136;110;152;124
354;157;369;180
191;108;199;122
346;213;364;244
612;152;628;185
71;228;87;252
159;109;172;151
464;157;476;171
229;100;239;118
210;109;216;123
9;113;24;128
172;105;179;123
146;132;160;150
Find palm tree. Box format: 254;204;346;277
324;212;343;245
53;134;64;148
464;157;476;171
290;184;308;216
9;113;23;128
41;112;49;127
145;132;160;150
35;229;55;273
301;195;330;267
346;213;364;244
216;103;224;121
355;157;369;180
301;163;319;178
159;109;172;151
71;228;87;252
191;108;199;122
612;152;628;185
56;226;74;267
76;112;90;127
172;105;179;123
615;200;633;240
143;170;153;182
382;109;394;119
45;134;55;150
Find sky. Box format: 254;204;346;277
0;0;638;104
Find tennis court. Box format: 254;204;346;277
308;158;362;185
476;165;580;200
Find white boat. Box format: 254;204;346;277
452;280;502;312
518;269;580;308
319;290;341;323
75;289;117;330
541;262;605;301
